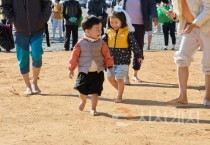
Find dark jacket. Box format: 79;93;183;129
2;0;51;35
123;0;157;27
62;0;82;25
87;0;107;17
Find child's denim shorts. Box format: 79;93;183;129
107;65;128;79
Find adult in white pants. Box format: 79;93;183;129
52;0;63;38
52;19;63;38
167;0;210;106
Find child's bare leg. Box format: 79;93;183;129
90;94;99;116
79;93;87;111
115;78;124;103
32;67;41;93
108;77;118;90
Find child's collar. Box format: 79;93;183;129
83;34;100;42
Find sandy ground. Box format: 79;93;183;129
0;50;210;145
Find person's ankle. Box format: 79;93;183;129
164;46;168;50
32;80;38;85
178;95;188;101
91;107;96;111
116;96;122;100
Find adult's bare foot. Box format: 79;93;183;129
31;83;41;94
167;97;188;104
24;87;33;97
203;97;210;106
114;99;123;103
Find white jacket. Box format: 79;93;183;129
172;0;210;34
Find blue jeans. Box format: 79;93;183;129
107;65;128;79
14;32;43;74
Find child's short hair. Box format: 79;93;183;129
107;11;127;29
81;15;101;31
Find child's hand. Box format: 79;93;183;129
138;58;143;64
109;68;114;78
69;71;74;79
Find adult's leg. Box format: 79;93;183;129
168;28;200;104
167;67;189;104
169;21;176;49
58;19;63;38
132;24;145;81
15;34;31;95
52;19;58;37
64;25;71;51
162;23;169;50
30;32;43;93
145;31;152;50
71;25;79;50
205;75;210;101
200;31;210;104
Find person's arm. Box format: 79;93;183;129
166;0;178;21
2;0;15;23
40;0;52;23
193;0;210;28
149;0;158;26
128;33;143;59
69;42;81;71
62;2;69;20
101;41;114;68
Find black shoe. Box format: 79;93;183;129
163;48;168;50
70;47;73;51
65;48;69;51
171;48;175;50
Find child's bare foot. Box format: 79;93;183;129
24;87;33;97
132;76;142;82
167;97;188;104
31;83;41;94
90;109;100;116
114;99;123;103
79;101;86;111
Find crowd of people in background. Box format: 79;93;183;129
0;0;176;52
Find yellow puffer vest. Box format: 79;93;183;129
107;26;129;49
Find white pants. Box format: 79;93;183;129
52;19;63;37
174;27;210;74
